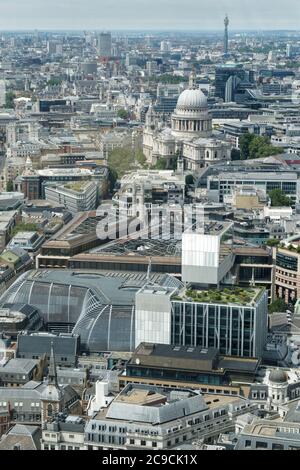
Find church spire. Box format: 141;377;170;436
48;342;58;386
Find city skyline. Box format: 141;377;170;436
0;0;299;31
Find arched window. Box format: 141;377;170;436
47;404;53;417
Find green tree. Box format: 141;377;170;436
6;180;14;192
239;133;282;160
155;158;167;170
185;174;194;185
268;189;292;207
149;74;188;84
266;238;280;247
239;133;253;160
269;298;288;314
108;168;118;193
117;109;129;120
108;145;135;179
136;150;147;168
231;148;241;161
47;78;62;87
5;91;16;109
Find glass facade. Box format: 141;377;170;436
126;365;228;385
171;301;259;357
276;252;298;272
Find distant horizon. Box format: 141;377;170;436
0;28;300;33
0;0;299;31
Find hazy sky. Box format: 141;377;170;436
0;0;299;30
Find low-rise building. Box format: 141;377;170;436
41;416;86;450
0;358;42;387
84;383;256;450
7;231;45;256
0;424;41;450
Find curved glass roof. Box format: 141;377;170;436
0;270;136;352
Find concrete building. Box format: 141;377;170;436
7;231;45;256
41;416;85;450
135;282;268;358
98;32;112;58
44;181;98;214
181;222;235;287
207;171;299;207
274;236;300;303
84;383;256;450
121;343;260;396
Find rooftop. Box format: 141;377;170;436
174;287;265;307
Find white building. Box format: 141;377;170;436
0;80;6;107
143;71;232;170
44;181;98;214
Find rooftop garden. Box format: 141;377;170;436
173;287;263;306
64;181;88;192
11;221;39;237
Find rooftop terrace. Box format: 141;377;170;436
173;287;265;306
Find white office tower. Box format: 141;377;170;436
47;40;58;55
0;80;6;107
98;32;112;58
160;40;171;52
181;222;235;287
135;286;175;348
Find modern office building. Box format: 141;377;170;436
44;181;98;214
135;283;268;358
274;235;300;303
21;163;107;200
207;171;299;207
181;222;235;287
69;238;182;275
36;211;109;268
121;343;260;396
215;66;254;101
98;32;112;58
1;270;180;353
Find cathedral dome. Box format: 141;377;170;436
176;88;207;110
